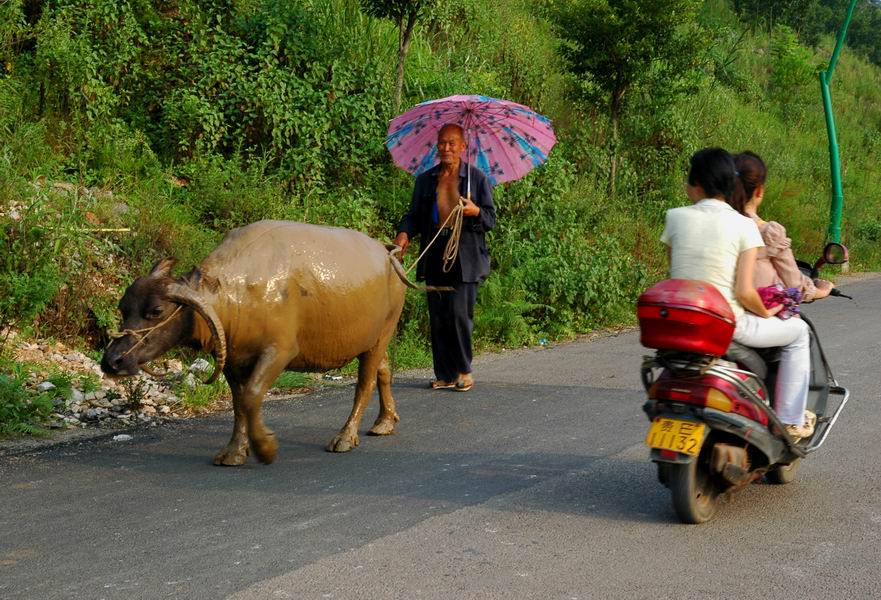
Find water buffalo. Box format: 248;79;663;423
101;220;411;465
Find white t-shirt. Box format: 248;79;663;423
660;198;764;318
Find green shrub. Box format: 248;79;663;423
0;199;65;351
2;0;881;376
769;25;818;121
177;378;228;413
390;310;433;372
0;373;54;435
272;371;313;391
854;219;881;243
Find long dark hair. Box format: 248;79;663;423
688;147;736;201
731;151;767;215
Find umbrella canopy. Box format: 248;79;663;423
386;95;557;187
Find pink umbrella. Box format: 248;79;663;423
386;95;557;188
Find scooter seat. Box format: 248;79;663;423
723;342;782;379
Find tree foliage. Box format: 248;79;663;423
551;0;704;195
733;0;881;64
360;0;439;112
554;0;705;110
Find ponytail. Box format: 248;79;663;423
730;176;749;215
731;151;767;216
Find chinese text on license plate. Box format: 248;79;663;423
645;417;705;456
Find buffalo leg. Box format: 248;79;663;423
327;344;385;452
241;349;289;464
368;351;399;436
217;350;286;465
213;379;250;466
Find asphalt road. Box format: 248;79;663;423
2;275;880;600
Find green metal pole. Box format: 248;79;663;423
820;72;843;244
827;0;859;79
820;0;859;243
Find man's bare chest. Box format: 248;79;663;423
435;173;460;224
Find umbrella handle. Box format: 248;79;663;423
466;129;472;201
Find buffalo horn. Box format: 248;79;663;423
166;283;227;384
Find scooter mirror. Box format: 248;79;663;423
823;242;849;265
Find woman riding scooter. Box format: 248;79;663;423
732;151;834;303
641;147;850;522
660;147;814;439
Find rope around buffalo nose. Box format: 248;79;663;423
404;197;465;276
108;305;183;358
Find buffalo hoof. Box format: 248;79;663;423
326;431;359;453
367;418;397;436
252;433;278;465
213;445;249;466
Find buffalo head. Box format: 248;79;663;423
101;258;227;383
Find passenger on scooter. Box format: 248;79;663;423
732;151;834;302
660;147;815;440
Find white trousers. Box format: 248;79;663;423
733;313;810;425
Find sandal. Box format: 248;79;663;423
784;423;813;441
429;380;456;390
455;378;474;393
804;410;817;434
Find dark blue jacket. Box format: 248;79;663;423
397;162;496;283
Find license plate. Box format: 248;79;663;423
645;417;705;456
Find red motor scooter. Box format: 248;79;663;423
638;243;851;523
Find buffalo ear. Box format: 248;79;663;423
184;267;202;287
183;267;219;293
149;258;177;278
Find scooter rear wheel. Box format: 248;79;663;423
766;459;800;485
669;457;720;524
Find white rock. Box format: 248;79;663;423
71;389;85;403
37;381;57;392
189;358;212;374
112;434;133;442
158;405;171;414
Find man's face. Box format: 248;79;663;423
437;127;465;165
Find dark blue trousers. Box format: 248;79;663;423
426;283;477;382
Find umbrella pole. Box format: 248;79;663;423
466;128;472;201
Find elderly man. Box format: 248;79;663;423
394;123;497;392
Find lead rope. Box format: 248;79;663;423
108;305;183;358
404;196;467;276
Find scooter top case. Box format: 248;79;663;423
638;279;735;357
